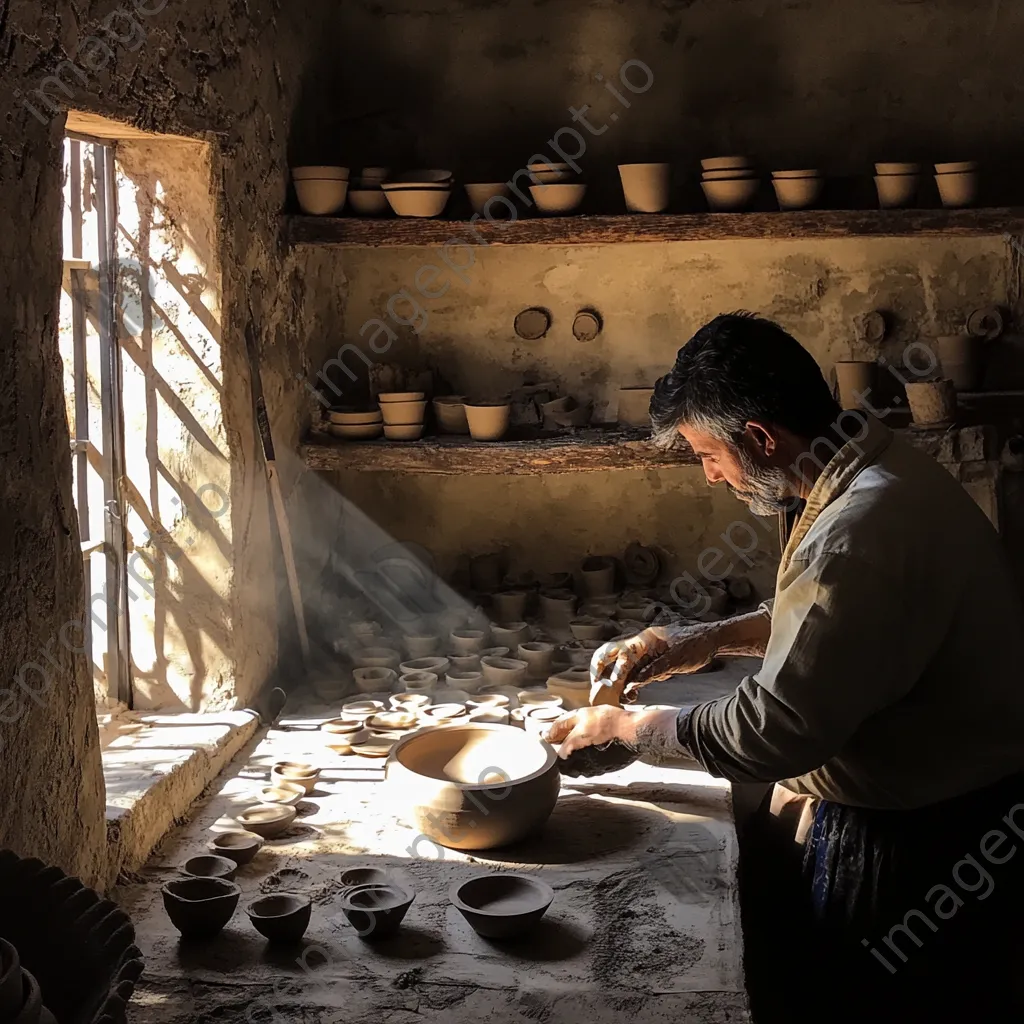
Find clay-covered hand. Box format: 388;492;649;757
589;629;668;699
544;706;638;756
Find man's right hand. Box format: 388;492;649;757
590;624;717;700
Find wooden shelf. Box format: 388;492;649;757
301;426;699;475
284;207;1024;248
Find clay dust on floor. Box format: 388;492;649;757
114;690;749;1024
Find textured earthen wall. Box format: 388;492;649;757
0;0;334;882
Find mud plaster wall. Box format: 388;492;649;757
299;237;1013;592
0;0;339;884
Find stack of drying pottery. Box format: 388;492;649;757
292;165;349;215
934;161;978;208
326;405;383;440
378;391;426;441
700;156;758;211
527;161;586;214
347;166;390;216
771;168;823;210
873;162;921;209
618;163;669;213
382;169;453;218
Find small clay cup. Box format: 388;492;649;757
208;830;264;865
182;854;238;881
450;629;487;655
491;590;528;621
517;642;555;679
340;883;415;938
420;702;468;723
271;761;321;795
490;622;531;647
404;634;440;658
162;877;241;938
246;894;312;943
464;402;511;441
450;873;554;938
481;656;529;688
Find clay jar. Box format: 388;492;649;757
449;629;487;655
490;622;531;647
517;642;555;679
539;589;577;627
465;401;511;441
491;589;528;621
340;884;415;939
834;361;874;410
936;334;980;391
450;873;555;939
385;723;560;849
208;831;264;865
481;656;529;688
905;379;957;427
246;894;312;944
162;877;241;938
580;556;617;598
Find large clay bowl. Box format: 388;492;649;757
340;884;415;938
386;724;559;850
208;830;264;865
450;873;554;938
237;804;298;839
246;894;312;944
161;877;240;939
182;854;238;881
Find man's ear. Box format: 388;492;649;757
744;420;777;457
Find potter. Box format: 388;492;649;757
547;313;1024;1023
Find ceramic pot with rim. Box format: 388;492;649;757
490;622;531;647
353;666;398;693
340;883;415;938
237;804;298;839
491;589;529;621
448;653;481;673
446;670;485;693
162;877;241;938
403;634;440;658
397;671;438;694
433;396;469;434
208;830;264;865
271;761;321;794
517;642;555;679
538;589;577;626
385;723;560;849
579;556;617;598
545;669;592;710
481;656;529;688
246;894;312;943
450;629;487;655
617;163;669;213
465;402;511;441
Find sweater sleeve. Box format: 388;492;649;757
685;551;939;784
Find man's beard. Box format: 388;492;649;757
727;446;792;516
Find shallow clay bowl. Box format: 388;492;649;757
271;761;321;795
342;700;386;719
325;728;369;755
366;710;418;731
161;877;241;938
385;723;559;850
340;865;394;889
322;717;365;735
340;883;415;939
208;830;264;865
390;692;431;710
182;854;238;881
420;702;468;723
237;804;298;839
450;872;554;938
246;894;312;943
258;782;306;806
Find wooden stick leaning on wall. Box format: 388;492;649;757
244;319;311;666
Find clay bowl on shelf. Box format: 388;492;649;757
490;622;531;647
875;161;922;175
348;189;390;216
935;167;978;208
182;854;238;881
618;162;669;213
616;386;654;428
377;391;426;402
258;782;306;807
527;161;574;183
208;830;264;865
701;175;758;211
700;155;753;173
329;422;383;440
450;872;555;938
465;182;512;214
433;395;470;434
383;186;451;218
450;629;487;654
340;883;416;939
237;804;298;839
478;646;510;661
340;865;394;889
386;723;560;849
162;877;241;938
874;173;919;209
327;408;382;426
342;699;386;719
480;656;529;688
379;399;427;426
384;424;426;441
271;761;321;795
771;171;823;210
246;894;312;944
292;165;349;180
464;401;511;441
528;183;586;214
388;169;453;185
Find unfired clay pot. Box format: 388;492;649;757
257;783;305;807
340;884;415;938
545;669;591;710
433;396;470;434
835;361;874;410
404;634;440;658
481;656;529;688
447;670;484;692
448;654;482;673
618;163;669;213
271;761;320;795
390;692;432;711
208;831;264;865
400;656;450;679
340;865;394;889
183;854;238;881
355;648;400;672
936;334;980;391
385;724;560;849
580;556;617;598
478;646;510;661
342;699;386;719
246;894;312;943
517;690;564;710
491;590;528;621
517;642;555;679
490;622;531;647
421;702;468;724
465;402;511;441
539;589;577;626
237;804;298;839
162;877;241;938
397;671;437;693
935;170;977;208
523;705;565;738
569;617;611;642
450;630;487;654
450;873;554;938
616;387;654;428
564;639;603;668
874;173;919;209
467;693;511;709
905;379;957;427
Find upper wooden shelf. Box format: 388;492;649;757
284;208;1024;248
301;426;699;475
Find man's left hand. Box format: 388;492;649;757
544;706;639;755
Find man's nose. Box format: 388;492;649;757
702;459;724;485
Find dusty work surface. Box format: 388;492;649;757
116;671;752;1024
